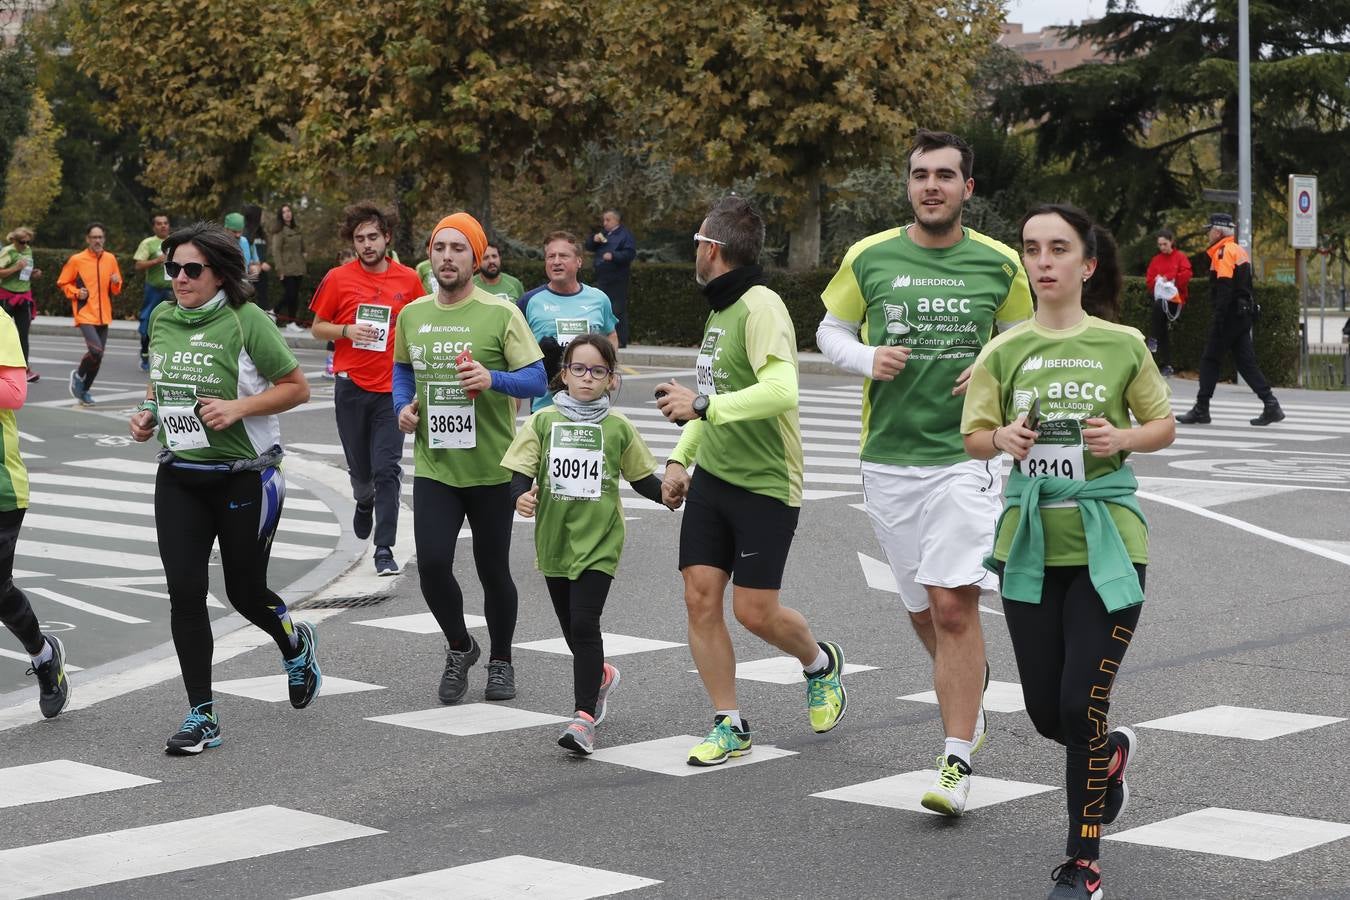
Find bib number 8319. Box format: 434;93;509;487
1023;456;1075;479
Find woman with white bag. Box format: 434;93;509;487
1144;228;1191;376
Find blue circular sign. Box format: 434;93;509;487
1298;190;1312;213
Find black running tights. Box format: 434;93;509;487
0;508;42;656
156;464;298;707
413;477;517;661
545;570;612;716
1002;565;1144;861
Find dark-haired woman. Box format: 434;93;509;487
961;204;1175;899
273;204;306;328
129;222;319;756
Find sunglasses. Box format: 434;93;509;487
693;233;726;246
565;362;612;380
12;240;28;246
164;261;212;280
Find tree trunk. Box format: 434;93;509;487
463;157;492;240
787;171;822;271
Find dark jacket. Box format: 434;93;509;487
584;225;636;282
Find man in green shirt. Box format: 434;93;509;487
135;214;173;371
472;243;524;302
818;129;1033;816
657;196;847;767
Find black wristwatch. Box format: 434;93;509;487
692;394;710;419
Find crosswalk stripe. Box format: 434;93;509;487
25;491;339;535
19;513;335;554
18;540;163;572
292;855;662;899
0;647;83;670
0;760;158;809
26;586;150;624
1183;417;1350;435
0;805;384;899
26;472;331;513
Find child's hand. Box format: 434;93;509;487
516;485;538;517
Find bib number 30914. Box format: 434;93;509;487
548;422;603;499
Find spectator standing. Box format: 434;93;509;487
224;212;259;282
1143;228;1191;376
584;208;636;346
272;204;307;327
0;227;40;382
57;222;122;406
244;205;272;313
134;214;174;372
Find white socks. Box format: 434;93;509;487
30;640;53;666
716;709;744;730
944;737;973;768
803;647;829;675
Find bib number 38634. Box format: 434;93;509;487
426;382;475;450
548;422;603;499
1022;418;1085;508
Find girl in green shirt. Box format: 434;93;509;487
503;334;667;755
961;205;1175;900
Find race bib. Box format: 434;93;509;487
156;383;209;452
695;328;722;396
351;303;391;352
426;382;475;450
1021;418;1085;508
554;317;589;348
548;422;603;499
18;262;32;283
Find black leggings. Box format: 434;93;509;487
545;570;613;716
1149;300;1181;369
1003;565;1144;861
413;477;517;661
278;276;302;323
0;508;42;656
155;464;298;707
76;324;108;389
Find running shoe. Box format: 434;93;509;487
78;389;95;407
558;711;596;755
920;754;973;816
1102;725;1137;826
140;356;150;372
353;503;373;540
283;622;322;709
373;545;399;576
165;703;222;755
971;660;991;754
67;369;83;401
687;716;752;766
25;368;38;383
805;640;847;733
1145;337;1158;353
484;659;516;701
593;662;620;725
28;635;70;718
438;635;481;704
1160;366;1175;377
1048;859;1103;900
324;354;335;378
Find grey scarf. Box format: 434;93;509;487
552;391;610;423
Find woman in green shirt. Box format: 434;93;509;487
0;227;41;382
962;205;1175;900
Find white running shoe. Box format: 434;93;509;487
920;754;973;816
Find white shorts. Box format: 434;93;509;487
862;458;1003;613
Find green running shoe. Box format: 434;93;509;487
805;640;847;733
687;716;752;766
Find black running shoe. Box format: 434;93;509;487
1048;859;1103;900
353;503;374;540
1102;725;1137;825
484;659;516;701
165;703;222;755
373;546;400;576
28;635;71;718
438;635;481;704
283;622;322;709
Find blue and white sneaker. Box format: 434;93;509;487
284;621;321;709
165;703;221;755
68;369;83;401
78;389;96;407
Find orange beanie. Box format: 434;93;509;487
427;212;487;267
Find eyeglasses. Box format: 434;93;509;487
693;233;726;247
164;261;212;280
565;362;612;380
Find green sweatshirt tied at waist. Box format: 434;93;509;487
986;465;1146;612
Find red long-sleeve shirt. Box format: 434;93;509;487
1145;249;1193;306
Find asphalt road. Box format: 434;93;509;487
0;330;1347;899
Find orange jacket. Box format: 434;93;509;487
57;249;123;326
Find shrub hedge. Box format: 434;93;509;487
21;249;1301;386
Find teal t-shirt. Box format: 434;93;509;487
521;284;618;412
135;236;170;289
822;225;1033;466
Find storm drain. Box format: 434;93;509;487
292;594;393;610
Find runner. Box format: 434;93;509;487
57;222;123;406
0;301;68;717
503;334;665;753
472;243;524;302
518;232;617;411
308;202;423;574
0;227;40;382
962;204;1174;899
134;214;174;372
817;129;1032;813
393;212;546;704
128;222;319;755
656;196;846;766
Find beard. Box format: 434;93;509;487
481;262;501;278
912;203;962;237
434;266;472;293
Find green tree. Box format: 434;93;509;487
0;43;36;216
601;0;1003;270
0;89;63;229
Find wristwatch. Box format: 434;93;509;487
692;394;710;419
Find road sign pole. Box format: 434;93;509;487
1237;0;1252;249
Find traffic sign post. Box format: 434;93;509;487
1289;175;1318;249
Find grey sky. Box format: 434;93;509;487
1004;0;1185;31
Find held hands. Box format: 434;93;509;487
198;398;243;431
952;363;975;397
871;345;910;381
1083;417;1129;458
661;461;690;510
516;485;539;518
398;397;420;434
993;413;1038;461
129;409;156;442
655;379;696;423
456;359;492;394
